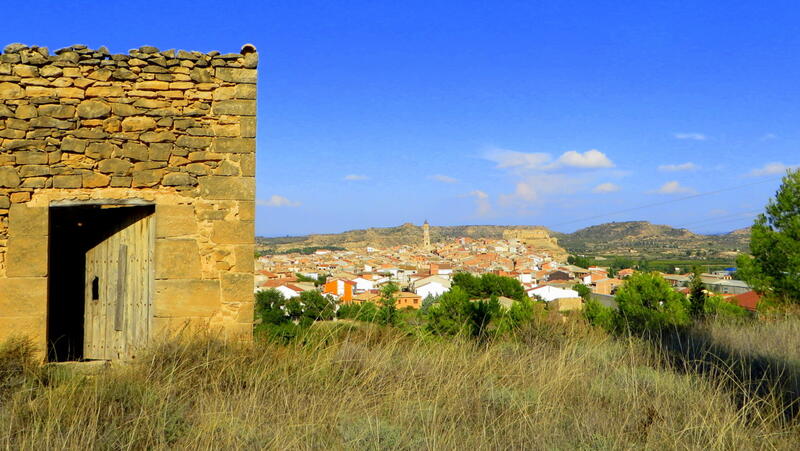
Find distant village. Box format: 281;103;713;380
255;222;760;312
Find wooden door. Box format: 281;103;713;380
84;213;153;360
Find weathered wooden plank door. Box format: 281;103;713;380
84;213;153;360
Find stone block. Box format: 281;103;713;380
134;80;169;90
19;165;50;178
15;104;38;119
215;67;257;83
198;176;254;200
149;143;172;161
76;99;111;119
7;235;47;277
120;142;149;161
10;192;30;203
21;177;47;188
240;116;256;137
110;176;132;187
211;220;254;244
154;279;220;317
38;104;75;119
0;82;25;99
55;87;85;98
52;174;82;188
155;204;198;238
132;169;164;187
0;167;21;188
140;130;176;143
162;172;197;187
15;151;48;164
9;204;47;236
235;84;257;99
82;172;111;188
86;86;124;97
151;317;213;338
98;158;132;175
221;272;254;303
232;244;255;272
175;135;212;148
121;116;156;131
213;138;254;154
211;100;255;116
240;154;255;177
60;136;87;153
0;315;47;355
239;201;255;221
0;278;48;316
235;302;255;323
155;239;202;279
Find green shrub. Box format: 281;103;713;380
583;298;617;332
615;272;690;333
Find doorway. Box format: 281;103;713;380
47;203;155;361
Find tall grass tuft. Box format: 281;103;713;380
0;321;797;449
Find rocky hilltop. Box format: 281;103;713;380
258;221;751;259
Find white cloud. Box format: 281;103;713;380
484;148;614;170
429;174;458;183
593;182;621;193
555;149;615;169
257;195;300;207
749;162;798;177
344;174;369;181
674;132;707;141
484;148;552;170
760;133;778;141
650;181;697;195
468;190;492;217
658;162;698;172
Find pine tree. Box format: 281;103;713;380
736;169;800;304
688;266;706;318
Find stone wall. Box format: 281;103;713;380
0;43;258;355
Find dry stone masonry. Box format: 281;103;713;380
0;43;258;357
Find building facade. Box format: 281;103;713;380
0;43;257;361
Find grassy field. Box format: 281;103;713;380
0;316;798;449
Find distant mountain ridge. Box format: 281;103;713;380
257;221;750;259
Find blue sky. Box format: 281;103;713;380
3;1;797;236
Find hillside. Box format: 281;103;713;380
257;223;543;251
554;221;750;258
258;221;751;259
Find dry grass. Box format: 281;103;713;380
700;315;800;365
0;320;798;450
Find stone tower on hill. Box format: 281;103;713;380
423;220;431;250
0;43;258;362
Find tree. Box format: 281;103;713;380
452;272;526;301
378;282;399;325
688;266;706;318
615;272;690;333
426;287;472;335
255;289;289;325
736;169;800;304
572;283;592;301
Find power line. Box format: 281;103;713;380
548;176;782;230
677;210;759;229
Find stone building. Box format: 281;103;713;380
0;43;257;361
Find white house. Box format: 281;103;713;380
274;284;304;299
352;277;376;292
527;285;580;302
415;281;450;299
